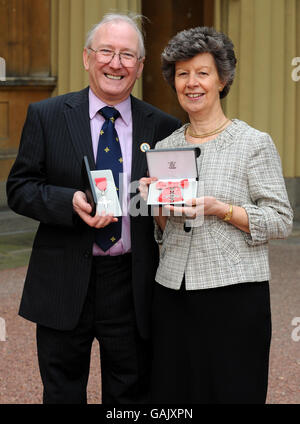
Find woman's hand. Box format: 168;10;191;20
139;177;170;231
164;196;250;232
163;197;204;218
164;196;228;218
138;177;158;202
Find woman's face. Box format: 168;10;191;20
174;52;225;117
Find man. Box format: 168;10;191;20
6;13;181;404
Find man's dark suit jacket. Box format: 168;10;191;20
6;87;181;339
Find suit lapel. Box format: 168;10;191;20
64;92;155;179
64;87;95;169
130;96;155;184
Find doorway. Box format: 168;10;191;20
142;0;214;123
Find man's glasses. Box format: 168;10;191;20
88;48;141;67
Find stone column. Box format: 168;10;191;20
215;0;300;217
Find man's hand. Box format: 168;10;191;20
72;191;118;228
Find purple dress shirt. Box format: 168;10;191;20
89;88;132;256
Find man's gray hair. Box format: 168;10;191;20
85;13;145;59
161;26;237;99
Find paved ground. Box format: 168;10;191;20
0;210;299;404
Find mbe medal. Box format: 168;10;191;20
145;147;201;205
95;177;111;210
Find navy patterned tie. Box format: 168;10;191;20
95;106;122;251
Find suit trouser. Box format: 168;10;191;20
36;253;150;404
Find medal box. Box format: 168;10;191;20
82;156;122;217
146;147;200;205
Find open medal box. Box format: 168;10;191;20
146;147;200;205
82;156;122;217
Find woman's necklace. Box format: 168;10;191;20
187;118;230;138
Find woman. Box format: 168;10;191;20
139;27;293;404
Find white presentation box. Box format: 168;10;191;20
146;147;200;205
82;156;122;217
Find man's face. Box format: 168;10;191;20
83;21;144;105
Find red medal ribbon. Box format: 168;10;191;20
155;179;189;190
95;177;107;192
156;179;188;202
